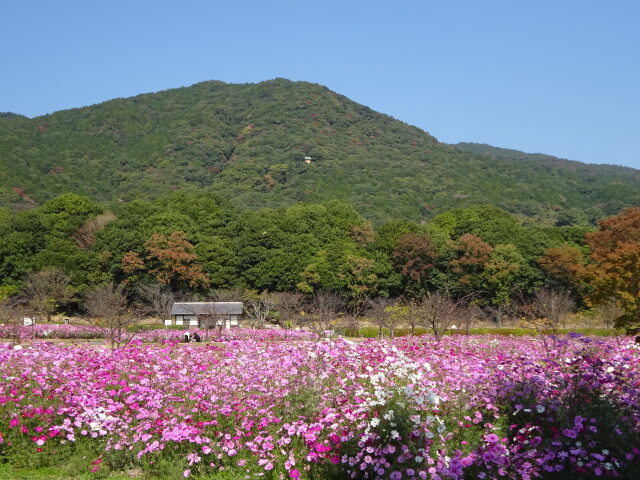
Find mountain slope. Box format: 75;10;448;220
1;79;638;224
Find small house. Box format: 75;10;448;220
169;302;244;329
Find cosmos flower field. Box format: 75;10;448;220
0;333;638;479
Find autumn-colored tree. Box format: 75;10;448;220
585;207;640;330
72;211;116;249
537;244;585;292
145;231;210;289
122;231;210;291
348;223;374;245
122;251;145;277
449;233;492;288
392;233;437;290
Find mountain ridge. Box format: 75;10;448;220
1;79;638;224
452;142;637;171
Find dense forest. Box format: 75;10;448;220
0;191;638;330
1;79;639;225
1;79;639;330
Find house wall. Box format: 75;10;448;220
172;314;241;329
174;315;198;327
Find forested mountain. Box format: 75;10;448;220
1;79;639;224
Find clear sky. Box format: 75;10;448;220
1;0;639;169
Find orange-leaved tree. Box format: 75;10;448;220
449;233;492;290
392;233;437;292
122;231;210;291
585;207;640;330
537;243;586;294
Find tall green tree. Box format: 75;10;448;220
480;244;529;307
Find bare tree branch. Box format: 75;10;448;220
137;283;176;321
272;292;304;328
23;268;73;322
415;292;472;342
243;291;276;329
304;291;344;337
83;283;137;349
519;289;575;336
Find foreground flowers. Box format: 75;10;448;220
0;334;638;479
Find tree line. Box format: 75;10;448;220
0;192;638;332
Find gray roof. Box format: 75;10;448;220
170;302;243;315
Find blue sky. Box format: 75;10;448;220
1;0;639;169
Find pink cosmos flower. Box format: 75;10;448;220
485;433;500;443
